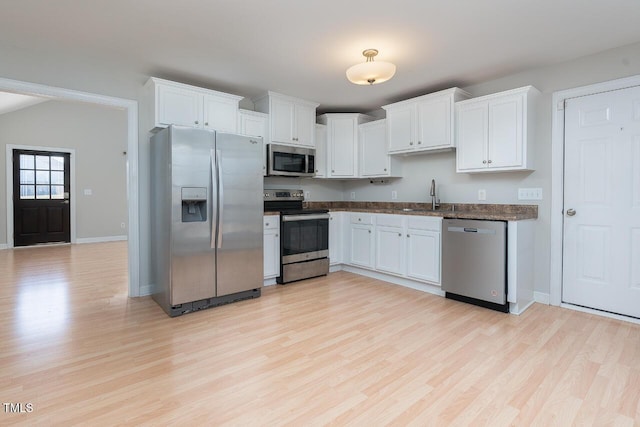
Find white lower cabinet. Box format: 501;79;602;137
263;216;280;279
329;212;343;265
348;213;442;285
406;229;440;283
349;214;375;268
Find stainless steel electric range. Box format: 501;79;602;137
264;189;329;284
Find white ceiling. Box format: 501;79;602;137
1;0;639;112
0;92;48;115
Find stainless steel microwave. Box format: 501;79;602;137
267;144;316;177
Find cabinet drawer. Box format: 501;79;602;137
407;216;441;232
264;216;279;229
350;213;375;225
376;214;404;228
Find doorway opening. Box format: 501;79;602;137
0;77;139;297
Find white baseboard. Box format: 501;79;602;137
76;235;128;244
263;278;277;286
534;291;550;305
0;243;8;250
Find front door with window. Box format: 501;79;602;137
13;150;71;246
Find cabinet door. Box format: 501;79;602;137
329;117;357;177
350;224;374;268
203;95;238;133
315;124;327;177
386;105;415;152
359;121;389;177
456;102;488;171
417;96;452;150
329;212;342;265
239;112;269;176
157;84;201;127
295;103;316;147
263;228;280;279
271;97;294;144
487;94;523;169
375;226;405;275
406;229;440;284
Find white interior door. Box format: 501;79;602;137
563;85;640;318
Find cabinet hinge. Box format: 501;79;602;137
557;99;566;111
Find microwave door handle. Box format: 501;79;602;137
305;154;309;174
216;149;223;249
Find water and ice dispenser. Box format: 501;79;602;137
181;187;207;222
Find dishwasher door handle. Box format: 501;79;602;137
447;226;496;235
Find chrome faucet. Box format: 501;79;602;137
430;179;439;210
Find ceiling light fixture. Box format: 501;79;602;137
346;49;396;85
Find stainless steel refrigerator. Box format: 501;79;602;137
150;125;263;317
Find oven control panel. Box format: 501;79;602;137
264;189;304;201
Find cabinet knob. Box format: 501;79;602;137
205;122;209;126
275;234;278;237
265;223;269;226
488;159;492;164
332;170;335;173
398;233;402;237
358;218;361;221
407;234;410;238
316;169;319;172
195;120;199;125
483;160;487;164
384;168;387;171
409;142;414;145
566;209;576;217
418;141;422;145
368;230;371;234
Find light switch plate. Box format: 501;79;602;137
478;189;486;201
391;190;397;200
84;189;92;196
518;188;543;200
350;192;356;200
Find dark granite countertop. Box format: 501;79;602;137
304;201;537;221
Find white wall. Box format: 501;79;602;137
0;100;129;243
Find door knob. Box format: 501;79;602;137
566;209;576;216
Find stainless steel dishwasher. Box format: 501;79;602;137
442;219;508;313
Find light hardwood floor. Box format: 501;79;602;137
0;241;639;426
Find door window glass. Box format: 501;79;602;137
19;153;66;200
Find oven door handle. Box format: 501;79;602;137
282;213;330;222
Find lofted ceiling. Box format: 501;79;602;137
1;0;639;112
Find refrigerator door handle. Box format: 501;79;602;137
216;149;224;249
210;149;217;249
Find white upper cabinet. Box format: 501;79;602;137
253;91;319;148
144;77;242;132
238;109;269;176
317;113;373;178
382;87;471;154
456;86;539;173
359;119;400;177
314;123;327;177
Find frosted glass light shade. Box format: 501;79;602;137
346;60;396;85
346;50;396;85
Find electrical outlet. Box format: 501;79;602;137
120;222;126;229
84;189;92;196
304;191;310;200
391;190;397;200
518;188;543;200
478;189;487;201
350;192;356;200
